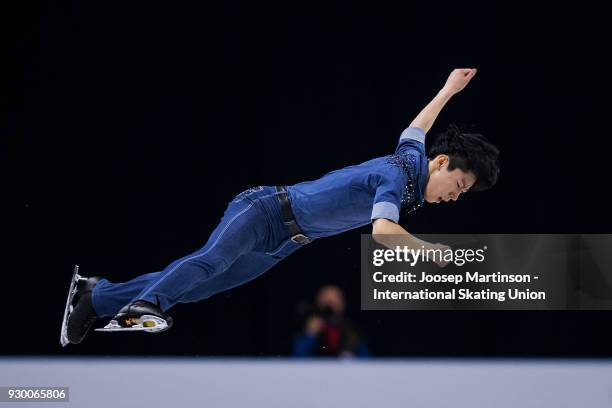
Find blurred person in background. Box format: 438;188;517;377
293;285;371;358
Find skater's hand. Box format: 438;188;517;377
442;68;477;95
305;316;325;336
426;243;452;268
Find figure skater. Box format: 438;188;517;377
60;68;499;346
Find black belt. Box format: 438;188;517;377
275;185;311;244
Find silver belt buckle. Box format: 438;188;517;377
291;234;310;244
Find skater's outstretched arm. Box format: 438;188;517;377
409;68;477;133
372;219;449;267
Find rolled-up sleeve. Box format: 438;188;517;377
370;173;404;223
371;201;399;223
396;126;426;155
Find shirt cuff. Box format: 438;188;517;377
399;126;426;144
371;201;399;223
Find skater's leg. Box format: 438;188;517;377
89;234;276;317
91;272;162;317
181;252;274;302
129;190;276;311
90;250;275;317
182;237;307;302
90;246;279;318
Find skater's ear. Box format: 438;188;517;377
430;154;450;171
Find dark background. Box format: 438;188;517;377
4;1;611;356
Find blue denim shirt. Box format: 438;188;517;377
287;127;428;239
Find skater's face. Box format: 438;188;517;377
425;155;476;204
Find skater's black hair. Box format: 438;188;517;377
428;123;500;192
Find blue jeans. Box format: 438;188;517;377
91;186;310;316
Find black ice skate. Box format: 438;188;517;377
60;265;101;347
95;300;173;333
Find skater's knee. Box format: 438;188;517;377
185;256;229;279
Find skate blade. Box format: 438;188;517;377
60;265;88;347
95;315;169;333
